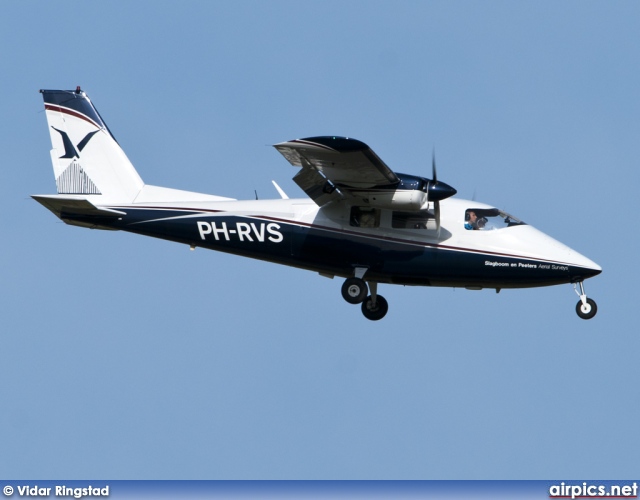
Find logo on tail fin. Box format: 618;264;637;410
51;127;101;195
51;127;99;159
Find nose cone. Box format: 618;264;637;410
568;250;602;280
429;181;457;201
504;225;602;282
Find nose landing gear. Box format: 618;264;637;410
341;267;389;320
574;281;598;320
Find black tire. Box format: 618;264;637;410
576;298;597;320
361;295;389;321
341;278;368;304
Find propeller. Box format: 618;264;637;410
428;150;457;233
432;149;437;182
432;151;441;232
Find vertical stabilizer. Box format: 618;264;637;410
40;88;144;203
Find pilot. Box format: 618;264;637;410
465;211;479;230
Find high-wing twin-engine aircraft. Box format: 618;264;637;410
34;88;602;321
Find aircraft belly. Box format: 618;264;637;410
293;226;574;287
419;249;574;288
293;226;388;276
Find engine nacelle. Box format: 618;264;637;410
344;172;456;211
353;188;429;211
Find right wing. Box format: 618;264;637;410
274;136;400;206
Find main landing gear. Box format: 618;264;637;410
574;281;598;320
341;268;388;321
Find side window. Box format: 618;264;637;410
350;207;380;228
392;209;434;229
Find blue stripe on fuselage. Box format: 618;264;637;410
107;208;579;288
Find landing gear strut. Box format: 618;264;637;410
341;268;389;320
574;281;597;320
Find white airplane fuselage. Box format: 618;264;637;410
85;194;600;291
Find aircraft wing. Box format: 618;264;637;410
274;136;399;206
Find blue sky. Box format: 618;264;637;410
1;1;638;479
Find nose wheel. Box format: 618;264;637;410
574;281;598;320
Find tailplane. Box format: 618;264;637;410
40;87;144;203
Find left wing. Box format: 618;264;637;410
274;136;399;206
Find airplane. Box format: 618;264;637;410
33;87;602;321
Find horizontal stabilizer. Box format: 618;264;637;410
32;195;125;229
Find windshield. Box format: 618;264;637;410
464;208;526;231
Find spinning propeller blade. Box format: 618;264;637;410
432;150;441;232
427;150;457;233
432;149;437;182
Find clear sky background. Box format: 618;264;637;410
1;1;638;479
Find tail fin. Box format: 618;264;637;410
40;88;144;203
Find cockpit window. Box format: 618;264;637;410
464;208;526;230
